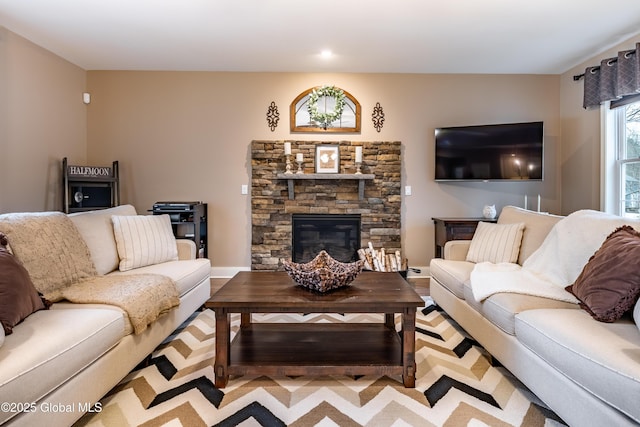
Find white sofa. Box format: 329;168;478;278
430;206;640;427
0;205;211;426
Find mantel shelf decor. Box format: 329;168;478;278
276;173;375;200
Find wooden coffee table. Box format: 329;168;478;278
205;271;424;388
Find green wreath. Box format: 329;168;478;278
307;85;346;128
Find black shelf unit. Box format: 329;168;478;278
63;157;120;213
152;202;208;258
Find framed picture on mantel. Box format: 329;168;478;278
315;145;340;173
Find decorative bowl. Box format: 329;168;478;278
283;250;365;293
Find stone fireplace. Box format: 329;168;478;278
251;140;401;271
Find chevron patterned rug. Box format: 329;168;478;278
75;299;566;427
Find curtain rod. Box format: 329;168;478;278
573;48;637;81
573;59;615;81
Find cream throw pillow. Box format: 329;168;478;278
466;221;525;264
112;215;178;271
70;204;138;275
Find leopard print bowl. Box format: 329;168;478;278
283;250;365;293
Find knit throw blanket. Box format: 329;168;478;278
471;209;640;303
0;212;97;302
61;274;180;334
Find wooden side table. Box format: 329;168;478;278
432;217;498;258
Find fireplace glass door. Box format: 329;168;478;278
292;214;361;263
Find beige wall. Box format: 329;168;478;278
86;71;560;270
560;35;640;215
0;28;86;212
4;25;638;271
2;26;567;272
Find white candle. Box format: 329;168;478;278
355;146;363;163
524;195;528;210
537;194;541;212
296;153;303;162
284;142;291;155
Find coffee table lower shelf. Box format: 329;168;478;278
224;323;404;380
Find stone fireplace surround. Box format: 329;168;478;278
251;140;401;271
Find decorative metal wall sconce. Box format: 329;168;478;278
372;102;385;132
266;101;280;131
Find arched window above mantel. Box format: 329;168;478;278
290;87;361;133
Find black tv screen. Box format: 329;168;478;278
435;121;543;181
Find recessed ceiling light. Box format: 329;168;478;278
320;50;333;59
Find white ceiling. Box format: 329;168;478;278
1;0;640;74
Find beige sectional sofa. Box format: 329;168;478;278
0;205;211;426
430;206;640;427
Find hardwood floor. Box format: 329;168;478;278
408;277;430;297
210;276;429;297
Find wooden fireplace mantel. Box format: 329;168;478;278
276;173;375;200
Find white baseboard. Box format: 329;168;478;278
210;266;250;278
407;265;430;278
211;265;430;279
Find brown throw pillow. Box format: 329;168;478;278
566;225;640;322
0;233;50;335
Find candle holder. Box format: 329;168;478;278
284;155;293;174
354;146;363;174
296;159;304;174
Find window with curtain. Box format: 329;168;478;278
612;100;640;217
578;42;640;215
603;97;640;216
582;43;639;109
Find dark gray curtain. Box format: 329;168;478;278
583;42;640;109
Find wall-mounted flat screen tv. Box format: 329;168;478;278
435;121;543;181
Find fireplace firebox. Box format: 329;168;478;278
292;214;361;263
